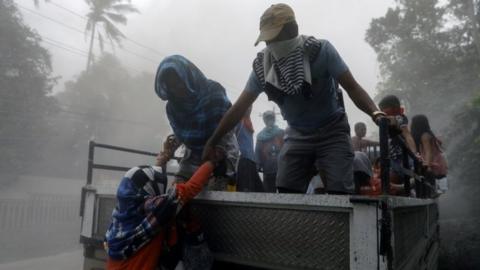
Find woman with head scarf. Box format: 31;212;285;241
154;55;239;190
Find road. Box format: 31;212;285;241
0;249;83;270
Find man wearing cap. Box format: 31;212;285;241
202;3;386;194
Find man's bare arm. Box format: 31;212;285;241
401;126;418;155
337;70;378;117
202;90;258;160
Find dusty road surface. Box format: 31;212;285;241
0;249;83;270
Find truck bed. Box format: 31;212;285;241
80;190;439;270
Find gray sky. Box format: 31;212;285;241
17;0;394;137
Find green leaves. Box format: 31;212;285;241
366;0;480;131
367;1;480;222
1;0;57;173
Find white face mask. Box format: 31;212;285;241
266;36;303;60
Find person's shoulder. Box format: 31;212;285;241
421;132;433;142
309;37;335;64
256;128;266;138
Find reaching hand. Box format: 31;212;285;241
201;141;226;165
155;152;170;166
156;134;180;166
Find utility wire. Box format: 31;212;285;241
17;2;245;95
17;3;159;66
0;96;168;128
26;1;243;94
48;0;167;58
39;37;143;73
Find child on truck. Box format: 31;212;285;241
104;159;219;270
378;95;417;196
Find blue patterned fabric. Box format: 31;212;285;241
105;166;176;260
155;55;232;154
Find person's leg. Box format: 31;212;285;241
276;137;316;193
236;158;264;192
263;173;277;193
249;160;265;192
106;233;164;270
235;158;249;191
315;131;355;194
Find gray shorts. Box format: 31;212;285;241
276;114;354;193
175;130;239;191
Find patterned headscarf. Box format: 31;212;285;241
155;55;231;153
105;166;175;260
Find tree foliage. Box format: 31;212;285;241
50;54;167;177
366;0;480;130
367;1;480;267
84;0;138;70
0;0;57;173
366;0;480;184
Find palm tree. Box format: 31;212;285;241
84;0;138;71
33;0;49;8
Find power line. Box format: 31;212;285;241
16;2;245;95
48;1;85;20
17;3;159;66
42;36;88;56
39;35;143;73
0;97;169;128
42;39;88;57
47;1;167;58
32;1;243;94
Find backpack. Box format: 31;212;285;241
429;138;448;178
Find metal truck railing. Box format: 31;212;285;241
80;141;179;218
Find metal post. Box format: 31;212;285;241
379;118;390;194
402;145;411;196
80;140;95;217
378;118;393;269
86;140;95;185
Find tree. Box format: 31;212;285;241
366;1;480;268
84;0;138;71
365;0;480;130
0;0;57;174
50;54;168;177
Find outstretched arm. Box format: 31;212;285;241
202;90;257;160
401;126;418;155
338;70;379;118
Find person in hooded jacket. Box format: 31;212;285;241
154;55;239;191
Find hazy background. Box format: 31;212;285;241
16;0;394;132
1;0;479;269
